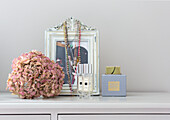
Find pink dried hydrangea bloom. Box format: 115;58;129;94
7;50;65;99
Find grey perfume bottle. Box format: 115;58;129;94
77;64;93;98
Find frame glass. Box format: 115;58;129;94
45;17;99;95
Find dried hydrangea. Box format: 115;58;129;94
7;50;65;99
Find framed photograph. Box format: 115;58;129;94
45;17;99;95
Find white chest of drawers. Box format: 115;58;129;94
0;92;170;120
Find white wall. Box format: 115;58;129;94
1;0;170;92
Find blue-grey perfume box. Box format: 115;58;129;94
102;74;126;97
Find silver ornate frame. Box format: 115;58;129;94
45;17;99;95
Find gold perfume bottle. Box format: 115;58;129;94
77;64;93;98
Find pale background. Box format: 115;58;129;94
0;0;170;92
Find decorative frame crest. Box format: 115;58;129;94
48;17;96;31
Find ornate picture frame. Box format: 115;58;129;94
45;17;99;95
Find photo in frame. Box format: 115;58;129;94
45;17;99;95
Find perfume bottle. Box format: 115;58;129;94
77;64;93;98
77;64;84;98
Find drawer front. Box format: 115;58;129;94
0;115;50;120
59;115;170;120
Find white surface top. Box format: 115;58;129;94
0;92;170;109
